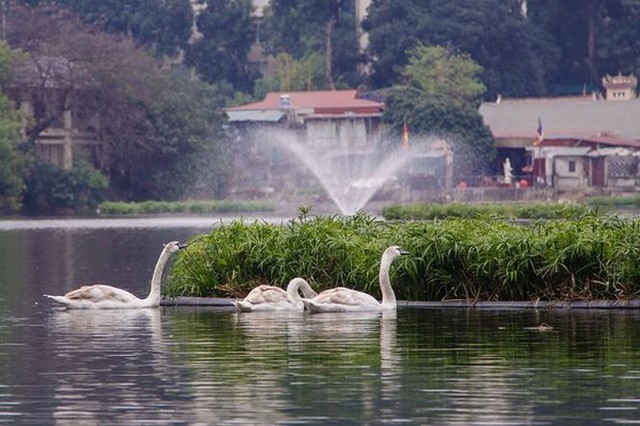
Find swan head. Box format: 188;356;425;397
164;241;188;253
385;245;409;259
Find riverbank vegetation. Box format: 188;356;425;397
167;212;640;302
587;194;640;208
380;202;598;220
98;200;275;215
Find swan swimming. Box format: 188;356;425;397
44;241;187;309
301;245;409;313
234;277;317;312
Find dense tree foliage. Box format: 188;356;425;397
531;0;640;94
364;0;549;98
0;41;26;214
384;46;495;179
254;52;326;98
3;4;231;208
104;74;231;201
22;160;109;214
403;45;486;105
185;0;256;93
263;0;363;89
16;0;194;58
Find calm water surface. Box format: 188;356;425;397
2;218;640;424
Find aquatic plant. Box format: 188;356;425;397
167;214;640;302
381;202;596;220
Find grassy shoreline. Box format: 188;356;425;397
98;199;276;215
166;212;640;302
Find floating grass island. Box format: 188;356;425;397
166;211;640;303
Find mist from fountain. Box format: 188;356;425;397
264;130;412;215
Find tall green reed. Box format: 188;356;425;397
167;214;640;302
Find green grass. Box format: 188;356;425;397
380;202;598;220
166;212;640;302
98;199;276;215
587;194;640;207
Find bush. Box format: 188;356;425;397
23;161;109;214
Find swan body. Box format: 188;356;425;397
234;277;317;312
44;241;186;309
302;246;408;313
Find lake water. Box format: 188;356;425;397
2;217;640;424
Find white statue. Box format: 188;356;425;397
503;158;513;185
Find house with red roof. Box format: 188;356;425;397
226;89;384;147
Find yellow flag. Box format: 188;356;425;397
402;122;409;152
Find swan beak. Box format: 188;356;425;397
399;248;410;256
178;242;188;250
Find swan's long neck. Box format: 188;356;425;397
379;253;397;308
144;247;174;305
287;278;315;304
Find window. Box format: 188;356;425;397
568;160;576;173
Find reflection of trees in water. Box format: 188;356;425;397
46;308;186;424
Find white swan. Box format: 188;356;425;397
301;245;409;313
44;241;187;309
234;277;317;312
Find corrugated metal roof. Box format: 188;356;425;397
225;110;286;122
479;96;640;140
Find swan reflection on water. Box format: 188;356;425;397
233;310;391;341
45;308;183;424
48;306;163;338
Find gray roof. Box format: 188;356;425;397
226;110;285;123
479;96;640;141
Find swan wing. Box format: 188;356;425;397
235;285;299;312
242;285;290;304
313;287;379;306
63;284;138;304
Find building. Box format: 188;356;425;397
227;89;385;147
225;89;386;197
226;89;455;205
479;73;640;193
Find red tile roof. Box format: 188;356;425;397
228;90;383;115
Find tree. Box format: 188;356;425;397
5;4;232;203
530;0;640;94
185;0;256;93
253;52;326;98
262;0;363;89
0;41;26;214
17;0;194;58
403;45;486;105
104;74;231;200
0;96;26;214
364;0;551;98
383;46;495;179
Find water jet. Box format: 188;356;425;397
266;130;411;215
